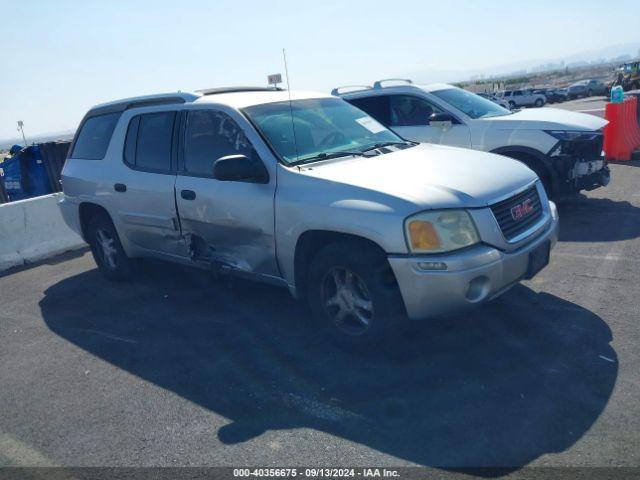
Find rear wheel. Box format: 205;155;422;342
87;213;133;281
306;241;406;349
534;98;544;107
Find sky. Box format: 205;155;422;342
1;0;639;140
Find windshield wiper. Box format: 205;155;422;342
361;140;416;152
289;150;371;166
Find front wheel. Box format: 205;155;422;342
509;101;516;109
87;213;133;281
534;98;544;107
306;241;406;349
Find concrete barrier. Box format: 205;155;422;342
0;193;85;272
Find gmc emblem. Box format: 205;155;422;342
511;198;534;221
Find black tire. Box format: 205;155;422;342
587;89;593;97
534;98;544;107
503;153;553;196
87;213;133;281
508;100;516;109
306;240;406;349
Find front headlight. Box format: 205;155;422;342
405;210;480;254
545;130;601;142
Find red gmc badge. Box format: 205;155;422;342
511;198;534;221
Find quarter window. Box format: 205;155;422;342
71;112;120;160
183;110;258;176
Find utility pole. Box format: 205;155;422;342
17;120;27;145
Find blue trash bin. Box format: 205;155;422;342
0;145;53;202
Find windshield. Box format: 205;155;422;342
243;97;404;164
430;87;511;119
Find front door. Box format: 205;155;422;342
174;108;278;277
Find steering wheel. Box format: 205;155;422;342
318;131;346;148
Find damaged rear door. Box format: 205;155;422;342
174;108;279;277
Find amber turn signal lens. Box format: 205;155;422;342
408;220;441;251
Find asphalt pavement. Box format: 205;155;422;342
545;96;608;117
1;162;639;473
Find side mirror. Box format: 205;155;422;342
429;112;454;128
213;154;269;183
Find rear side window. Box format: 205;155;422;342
71;112;120;159
347;96;391;126
123;111;176;172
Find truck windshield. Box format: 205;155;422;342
243;98;404;165
431;87;512;119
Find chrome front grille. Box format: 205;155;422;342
490;185;543;241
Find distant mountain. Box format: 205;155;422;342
0;130;75;150
406;42;640;84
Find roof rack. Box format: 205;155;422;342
88;92;200;116
196;86;283;96
331;85;373;96
373;78;413;89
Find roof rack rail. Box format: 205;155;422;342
89;92;200;116
373;78;413;89
331;85;373;96
196;86;283;96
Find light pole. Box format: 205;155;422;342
17;120;27;145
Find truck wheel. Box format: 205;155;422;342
306;241;406;349
87;213;133;281
534;98;544;107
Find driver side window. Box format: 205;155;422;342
389;95;443;127
183;110;259;176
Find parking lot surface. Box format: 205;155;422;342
1;161;639;472
546;96;608;117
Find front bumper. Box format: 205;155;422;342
388;210;559;321
548;135;609;192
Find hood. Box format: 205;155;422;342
297;144;538;210
482;107;607;131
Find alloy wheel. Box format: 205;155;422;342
321;267;374;336
95;228;118;270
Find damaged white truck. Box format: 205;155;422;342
60;88;559;347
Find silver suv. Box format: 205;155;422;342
60;87;559;346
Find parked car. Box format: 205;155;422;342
568;79;607;99
335;80;610;195
60;87;559;347
533;88;566;104
496;89;546;108
477;92;512;109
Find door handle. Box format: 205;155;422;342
181;189;196;200
114;183;127;192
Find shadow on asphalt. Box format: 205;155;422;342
40;260;617;475
556;194;640;242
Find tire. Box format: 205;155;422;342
534;98;544;107
509;101;516;109
587;89;593;97
87;213;133;281
306;240;406;349
503;153;553;196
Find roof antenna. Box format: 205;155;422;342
283;48;299;163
